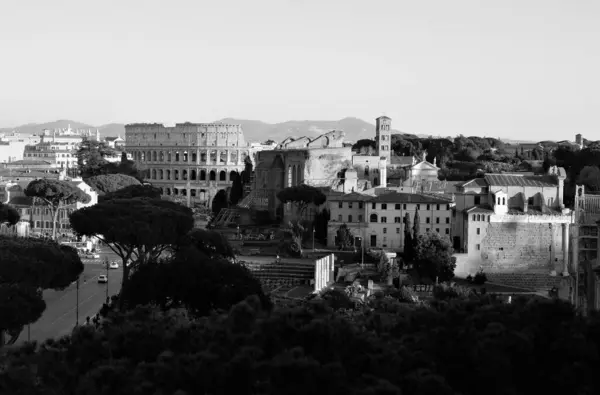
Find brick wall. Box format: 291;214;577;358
480;223;564;273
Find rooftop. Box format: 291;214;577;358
465;205;494;214
485;174;558;188
457;178;487;188
370;192;451;204
328;192;373;202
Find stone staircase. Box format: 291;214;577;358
245;261;315;294
485;273;565;292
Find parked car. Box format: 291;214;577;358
109;261;119;269
97;275;108;284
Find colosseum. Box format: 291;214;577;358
125;122;251;206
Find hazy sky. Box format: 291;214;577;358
1;0;598;140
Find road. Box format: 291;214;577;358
15;250;123;346
237;255;312;264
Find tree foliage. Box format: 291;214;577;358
211;189;228;215
413;231;455;281
120;248;271;317
86;173;141;195
24;179;91;239
69;198;194;305
577;165;600;192
180;228;235;260
0;203;20;226
229;172;244;205
0;236;83;346
336;223;354;250
5;296;600;394
412;209;420;237
284;220;305;256
102;184;162;201
277;184;326;217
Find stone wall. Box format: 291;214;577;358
303;148;353;189
479;223;563;273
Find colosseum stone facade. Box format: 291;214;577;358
125;122;251;206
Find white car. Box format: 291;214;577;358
109;262;119;269
97;275;108;284
85;253;100;259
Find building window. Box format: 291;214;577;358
436;204;440;210
348;215;353;222
436;228;440;233
445;228;450;234
472;214;476;221
476;244;481;251
338;202;343;208
359;202;364;209
381;217;387;223
528;197;534;206
447;204;451;210
370;214;378;222
403;204;407;210
477;214;481;221
338;215;342;221
372;203;376;209
426;204;430;210
396;228;400;234
474;196;481;205
358;215;363;222
383;228;387;234
417;204;421;210
381;203;387;210
426;228;429;232
436;217;440;224
348;202;353;209
477;228;480;235
446;217;450;224
394;217;401;223
395;204;401;209
426;217;430;224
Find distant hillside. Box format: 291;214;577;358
217;117;409;143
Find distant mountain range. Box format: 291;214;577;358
0;118;536;144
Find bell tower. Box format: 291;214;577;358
375;116;391;162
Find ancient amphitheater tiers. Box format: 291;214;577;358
125;122;250;206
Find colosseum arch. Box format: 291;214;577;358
175;151;180;162
159;151;164;161
191;169;197;180
182;170;188;180
166;188;171;195
151;169;157;179
209;170;216;181
152;151;157;161
192;152;197;163
174;170;179;180
141;152;146;161
219;170;227;181
200;170;206;180
167;152;172;162
229;170;238;181
159;169;164;179
183;151;188;162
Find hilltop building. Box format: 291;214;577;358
240;116;441;222
125;122;257;207
451;166;575;293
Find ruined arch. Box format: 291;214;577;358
191;169;197;180
159;169;164;179
152;151;157;161
174;170;179;180
182;170;188;180
151;169;157;179
219;170;227;181
200;169;206;180
159;151;164;161
209;170;216;181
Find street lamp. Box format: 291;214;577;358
105;258;109;300
75;275;86;326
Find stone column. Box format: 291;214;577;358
550;223;556;272
562;223;570;276
238;149;243;165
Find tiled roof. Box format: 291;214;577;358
465;205;494;213
484;174;557;188
370;192;451;204
6;160;53;166
0;170;60;179
9;196;33;206
458;178;487;188
507;208;562;216
328;192;372;201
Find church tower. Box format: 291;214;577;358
375;116;392;162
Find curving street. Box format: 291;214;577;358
14;250;123;346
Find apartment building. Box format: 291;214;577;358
327;192;454;250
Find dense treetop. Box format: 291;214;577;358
86;173;141;195
0;203;20;226
2;295;600;394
